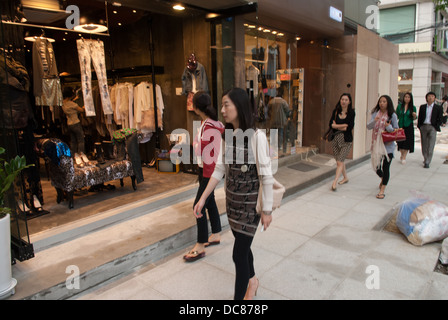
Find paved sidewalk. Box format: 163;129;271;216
76;143;448;300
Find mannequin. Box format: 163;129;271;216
187;53;198;72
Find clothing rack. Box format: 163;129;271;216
1;20;110;37
60;65;164;83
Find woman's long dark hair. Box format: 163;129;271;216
222;88;255;131
372;95;395;119
192;91;217;121
334;93;353;115
399;92;415;119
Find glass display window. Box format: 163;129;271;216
244;23;304;158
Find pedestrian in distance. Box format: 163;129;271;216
417;91;443;168
184;92;225;262
396;92;417;165
327;93;355;191
367;95;399;199
193;88;274;300
441;95;448;127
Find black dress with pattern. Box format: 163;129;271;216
225;140;260;237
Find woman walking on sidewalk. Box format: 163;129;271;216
396;92;417;164
184;92;225;262
327;93;355;191
193;88;274;300
367;95;399;199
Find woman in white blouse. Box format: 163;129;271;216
193;88;274;300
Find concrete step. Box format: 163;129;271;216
9;150;368;300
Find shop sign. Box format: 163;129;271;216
329;6;343;23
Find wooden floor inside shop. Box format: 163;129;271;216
26;161;199;236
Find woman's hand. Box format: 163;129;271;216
261;213;272;231
193;198;205;219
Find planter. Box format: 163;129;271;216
0;213;17;299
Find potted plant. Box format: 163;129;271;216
0;147;33;299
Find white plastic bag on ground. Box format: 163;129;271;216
396;197;448;246
440;238;448;265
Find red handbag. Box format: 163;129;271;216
382;128;406;143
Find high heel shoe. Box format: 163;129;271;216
32;195;44;212
17;199;31;213
74;153;84;168
244;277;259;300
80;152;93;166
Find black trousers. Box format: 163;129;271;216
232;229;255;300
193;168;221;243
376;153;394;186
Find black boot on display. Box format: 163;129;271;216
94;142;106;164
102;141;115;160
116;141;126;161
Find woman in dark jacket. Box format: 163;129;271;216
328;93;356;191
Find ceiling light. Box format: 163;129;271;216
113;10;118;14
24;36;55;43
112;2;122;6
278;33;284;36
263;29;270;33
133;10;137;13
248;25;256;29
296;36;301;40
74;24;108;33
173;4;185;10
272;31;278;34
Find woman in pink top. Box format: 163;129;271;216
184;92;225;262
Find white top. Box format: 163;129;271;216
211;129;274;212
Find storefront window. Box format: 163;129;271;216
244;24;304;157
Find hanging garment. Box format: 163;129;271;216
134;82;164;133
35;78;63;107
33;37;59;97
76;39;113;117
181;62;209;95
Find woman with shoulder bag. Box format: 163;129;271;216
327;93;356;191
183;92;225;262
193;88;274;300
367;95;399;199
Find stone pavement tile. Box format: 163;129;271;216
288;239;362;278
366;232;441;272
259;258;345;300
424;272;448;300
311;224;382;255
336;206;389;231
274;210;331;238
138;259;235;300
78;276;168;300
252;225;310;257
293;201;349;223
328;278;412;300
348;258;433;299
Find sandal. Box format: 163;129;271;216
204;240;220;247
183;250;205;262
376;193;386;199
338;179;349;185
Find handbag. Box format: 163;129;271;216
254;131;286;214
381;128;406;143
323;111;338;142
323;127;336;142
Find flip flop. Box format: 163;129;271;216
376;193;386;199
204;241;220;248
183;251;205;262
338;179;349;185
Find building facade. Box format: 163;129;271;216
379;0;448;105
